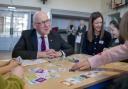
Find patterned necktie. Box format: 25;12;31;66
41;36;46;51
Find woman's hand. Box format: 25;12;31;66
70;59;91;71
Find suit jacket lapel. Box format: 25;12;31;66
48;32;54;49
31;29;38;51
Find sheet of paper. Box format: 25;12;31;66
22;59;47;66
61;75;87;86
25;73;46;85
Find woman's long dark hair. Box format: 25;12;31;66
87;11;104;42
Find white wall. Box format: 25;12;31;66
42;0;102;13
0;0;42;8
0;0;102;13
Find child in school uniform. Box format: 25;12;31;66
0;60;24;89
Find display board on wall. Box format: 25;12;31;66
111;0;128;9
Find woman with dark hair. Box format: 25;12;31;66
109;20;124;47
82;11;112;55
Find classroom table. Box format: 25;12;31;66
1;54;128;89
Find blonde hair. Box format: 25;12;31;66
87;11;104;42
120;11;128;40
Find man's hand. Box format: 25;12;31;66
37;51;50;58
70;59;91;71
37;49;56;58
49;51;62;58
37;49;63;59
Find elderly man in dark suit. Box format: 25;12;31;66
12;11;73;59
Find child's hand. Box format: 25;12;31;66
11;66;24;79
8;60;19;69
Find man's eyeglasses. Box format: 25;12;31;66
35;19;50;25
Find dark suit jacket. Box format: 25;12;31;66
12;29;73;59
